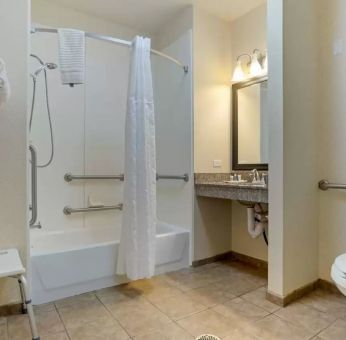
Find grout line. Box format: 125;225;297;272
95;291;132;339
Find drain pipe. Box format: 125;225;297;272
238;201;269;245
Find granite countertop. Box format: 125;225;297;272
194;173;268;204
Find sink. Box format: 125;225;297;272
223;180;266;188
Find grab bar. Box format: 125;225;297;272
63;204;123;215
64;172;189;182
319;179;346;191
64;173;124;182
29;145;38;227
157;173;189;182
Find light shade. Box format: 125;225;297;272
262;50;268;74
232;60;245;82
250;51;262;77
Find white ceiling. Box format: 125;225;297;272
49;0;266;35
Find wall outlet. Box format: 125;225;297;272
334;38;343;56
213;160;222;168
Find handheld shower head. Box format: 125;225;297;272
32;62;58;79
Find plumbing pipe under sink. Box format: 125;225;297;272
247;203;268;239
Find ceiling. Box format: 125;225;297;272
49;0;266;35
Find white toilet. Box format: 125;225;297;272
331;254;346;296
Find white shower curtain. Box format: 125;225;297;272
117;36;157;280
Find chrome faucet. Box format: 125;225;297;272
251;169;260;182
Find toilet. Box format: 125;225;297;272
331;254;346;296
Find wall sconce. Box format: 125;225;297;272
232;54;251;82
232;49;267;82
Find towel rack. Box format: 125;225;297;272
63;204;123;215
318;179;346;191
64;172;189;182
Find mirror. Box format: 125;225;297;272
232;77;268;170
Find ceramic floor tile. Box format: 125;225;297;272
177;309;235;338
223;327;263;340
55;292;98;309
0;317;8;340
133;321;194;340
164;270;219;291
213;297;269;323
127;277;182;301
34;303;56;314
241;287;281;313
57;299;112;330
275;301;337;334
299;290;346;317
213;275;263;297
41;332;70;340
96;284;142;303
8;310;65;339
185;283;236;307
67;318;129;340
317;319;346;340
106;297;171;337
149;290;208;320
250;314;314;340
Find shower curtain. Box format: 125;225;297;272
117;36;157;280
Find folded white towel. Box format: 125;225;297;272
0;58;11;108
57;28;85;86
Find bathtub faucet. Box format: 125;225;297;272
30;221;42;229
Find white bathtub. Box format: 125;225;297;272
31;221;190;304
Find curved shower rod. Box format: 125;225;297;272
31;27;189;74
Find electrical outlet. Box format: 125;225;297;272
334;38;343;55
213;160;222;168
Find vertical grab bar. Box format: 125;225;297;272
29;145;38;227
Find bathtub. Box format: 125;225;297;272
31;221;190;304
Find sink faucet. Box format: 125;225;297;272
251;169;260;182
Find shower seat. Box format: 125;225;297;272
0;248;40;340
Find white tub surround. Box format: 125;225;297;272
31;221;189;304
117;36;157;280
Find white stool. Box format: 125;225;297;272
0;249;39;340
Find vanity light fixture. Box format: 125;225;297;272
249;49;263;77
262;49;268;74
231;54;251;82
232;49;267;82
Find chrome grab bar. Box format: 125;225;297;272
63;204;123;215
319;179;346;191
156;173;189;182
29;145;38;227
64;172;189;182
64;173;124;182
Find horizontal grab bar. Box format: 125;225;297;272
64;173;124;182
157;174;189;182
318;179;346;191
63;204;123;215
64;172;189;182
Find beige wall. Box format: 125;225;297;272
152;6;193;50
32;0;138;40
193;7;232;261
268;0;319;297
317;0;346;282
0;0;30;306
194;6;232;173
229;5;268;262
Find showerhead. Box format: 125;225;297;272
32;62;58;78
30;54;58;80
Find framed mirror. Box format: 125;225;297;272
232;77;268;170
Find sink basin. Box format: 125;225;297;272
223;181;266;188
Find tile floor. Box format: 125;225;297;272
2;260;346;339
